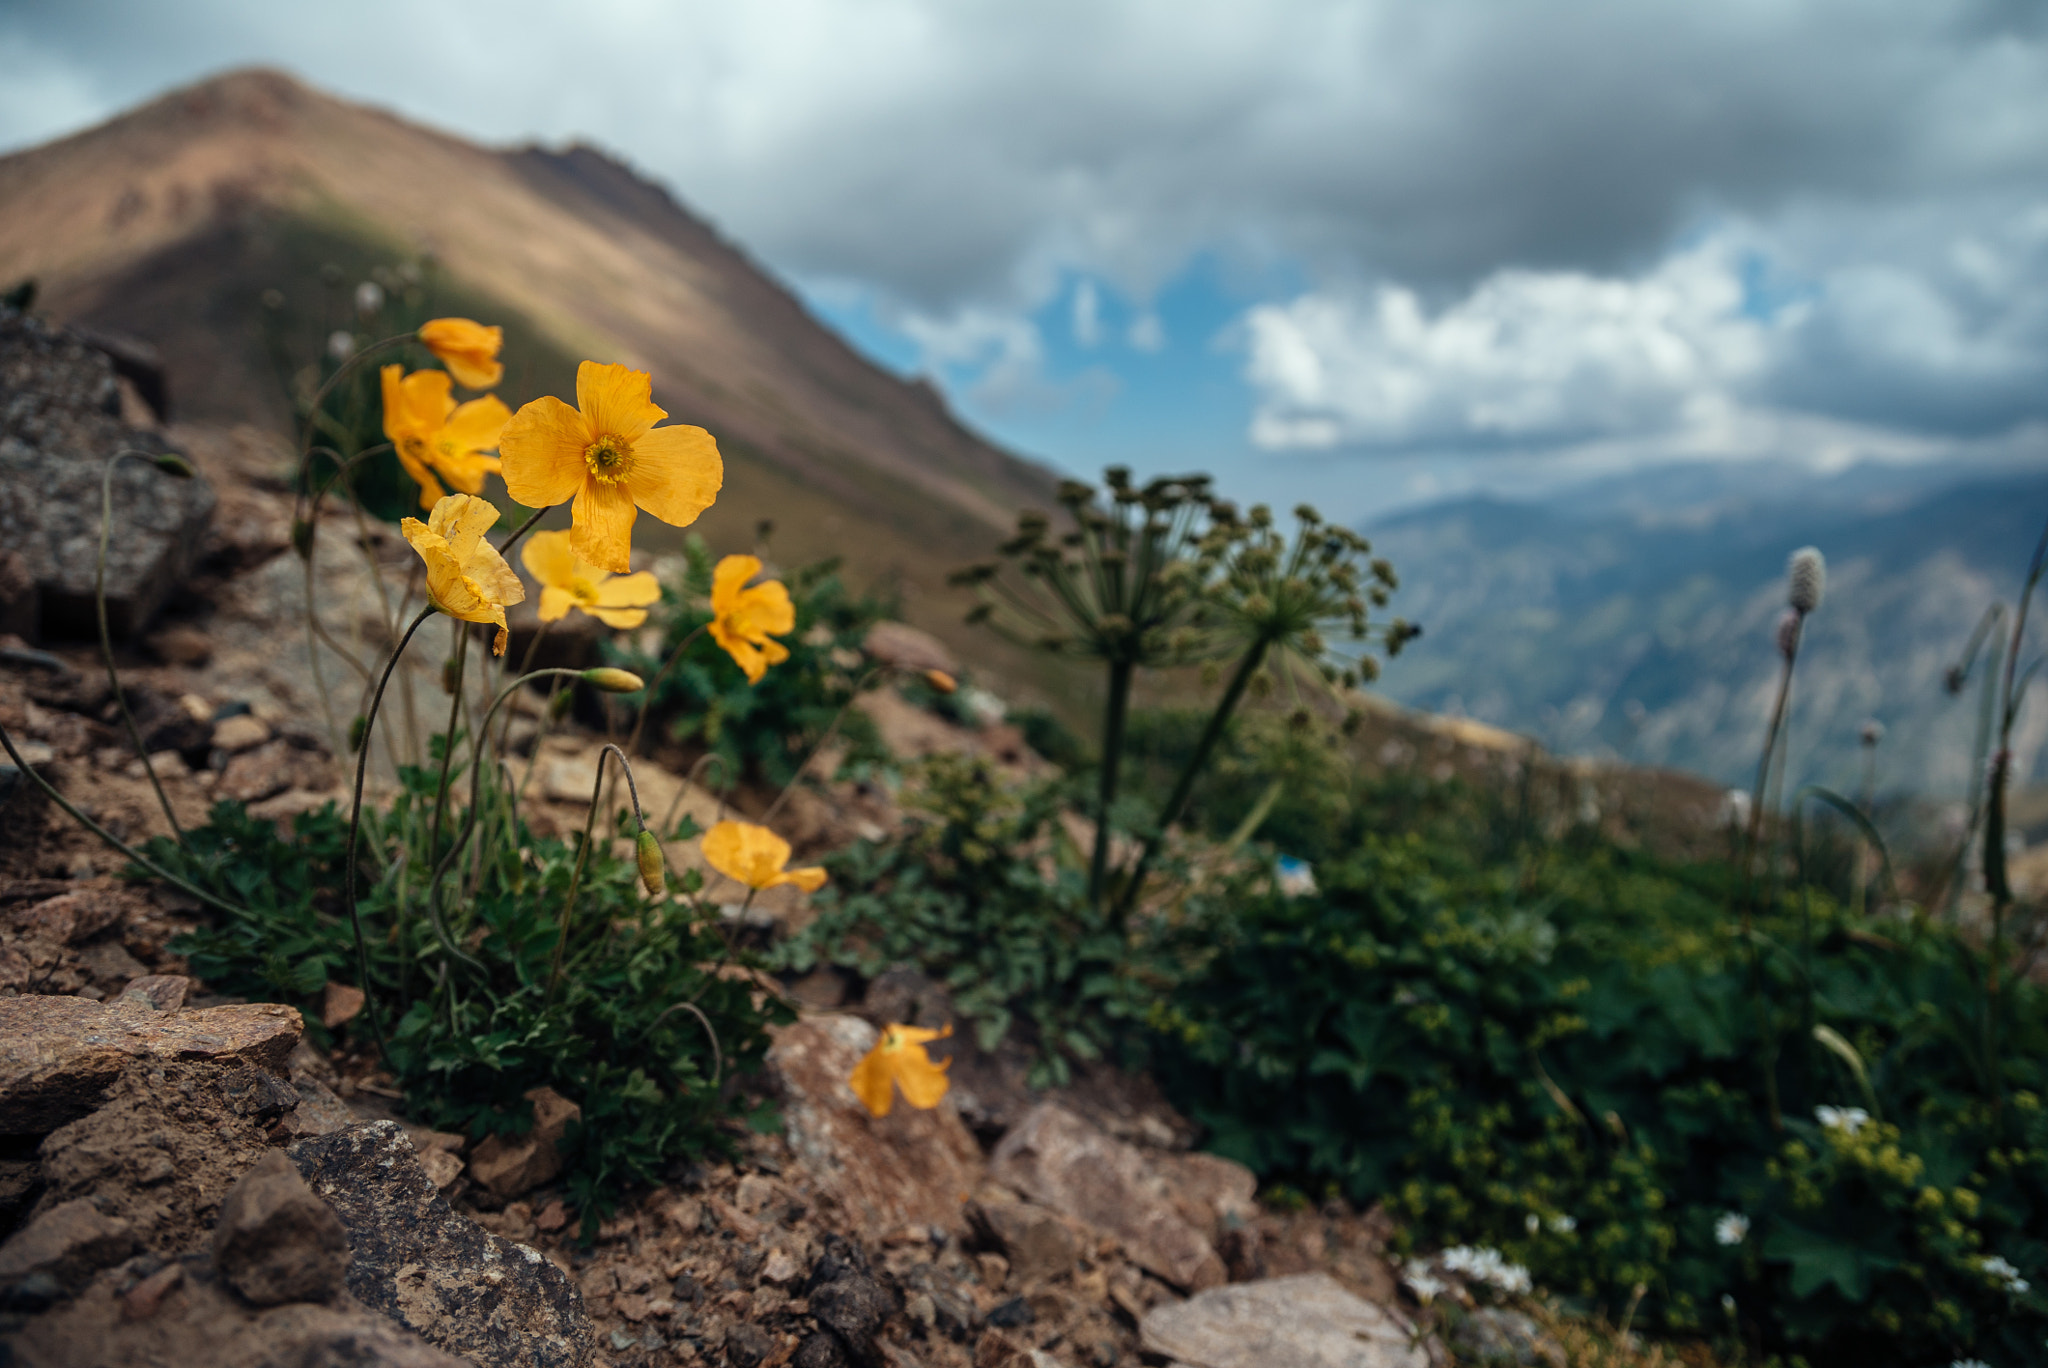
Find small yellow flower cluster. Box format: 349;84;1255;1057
388;321;794;680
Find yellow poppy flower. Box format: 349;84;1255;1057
519;529;662;630
710;554;794;684
700;820;826;893
848;1023;952;1118
381;366;511;510
399;493;527;655
498;361;722;575
417;317;504;390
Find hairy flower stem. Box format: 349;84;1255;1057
1739;619;1803;1131
1112;639;1269;927
550;743;647;999
343;607;437;1059
0;722;253;920
1980;512;2048;1110
1088;659;1136;910
98;451;186;845
760;665;885;829
421;621;470;929
622;623;710;759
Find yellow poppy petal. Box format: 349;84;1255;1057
892;1045;952;1110
429;449;500;496
441;394;512;454
711;618;768;684
379;365;409;447
712;555;762;617
520;529;581;592
397;444;447;509
538;585;576;622
759;637;791;670
777;864;826;893
576;361;663;445
593;570;662;609
590;605;649;630
627;422;721;530
427;493;500;562
702;820;794;890
462;542;525;609
848;1040;896;1118
500;396;594;511
418;318;504;390
570;477;637;575
400;367;457;426
738;580;796;638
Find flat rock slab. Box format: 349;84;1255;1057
1140;1273;1429;1368
990;1102;1224;1291
0;309;215;640
0;994;302;1134
769;1014;984;1238
289;1120;591;1368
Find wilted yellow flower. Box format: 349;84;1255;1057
710;554;794;684
848;1023;952;1118
417;317;504;390
399;493;526;655
520;528;662;629
381;366;511;509
499;361;722;575
701;820;825;893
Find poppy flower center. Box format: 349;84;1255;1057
584;434;634;483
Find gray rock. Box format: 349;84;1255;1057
1449;1306;1566;1367
1139;1272;1429;1368
0;309;215;640
288;1120;591;1368
213;1151;352;1306
989;1103;1223;1291
968;1196;1080;1287
0;1197;134;1288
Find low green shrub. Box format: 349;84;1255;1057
1150;791;2048;1366
146;763;789;1231
778;754;1192;1084
616;536;889;787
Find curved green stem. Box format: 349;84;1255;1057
343;607;437;1057
549;743;646;998
98;451;186;845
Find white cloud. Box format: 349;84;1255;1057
1072;280;1102;348
1127;312;1165;353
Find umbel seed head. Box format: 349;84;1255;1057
1787;546;1826;615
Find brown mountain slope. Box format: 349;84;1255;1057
0;67;1059;677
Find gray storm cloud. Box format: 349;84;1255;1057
4;0;2047;455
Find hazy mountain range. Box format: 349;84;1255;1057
1367;458;2048;797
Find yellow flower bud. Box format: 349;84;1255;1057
636;830;667;897
924;669;958;695
582;667;646;694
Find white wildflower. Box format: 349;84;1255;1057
1715;1212;1750;1246
1979;1255;2030;1295
326;329;357;361
1439;1246;1533;1296
1525;1213;1541;1234
1814;1105;1870;1136
1548;1214;1576;1235
1949;1360;1990;1368
1402;1268;1448;1304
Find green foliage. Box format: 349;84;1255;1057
618;535;889;787
779;754;1181;1085
144;764;790;1230
1150;779;2048;1366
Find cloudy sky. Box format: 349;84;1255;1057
5;0;2047;518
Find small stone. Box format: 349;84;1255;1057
535;1199;569;1232
726;1322;774;1368
149;624;213;666
213;1150;351;1306
120;1258;184;1319
1139;1272;1428;1368
321;980;366;1028
218;739;304;803
0;1199;134;1287
418;1148;464;1191
1450;1306;1567;1367
466;1086;581;1200
987;1295;1035;1329
116;974;190;1013
761;1247;801;1284
211;713;271;753
971;1198;1080;1287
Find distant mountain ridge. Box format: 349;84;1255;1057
0;68;1056;668
1367;462;2048;797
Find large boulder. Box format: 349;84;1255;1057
0;990;302;1134
289;1120;591;1368
0;308;214;640
1139;1272;1430;1368
768;1014;984;1238
989;1103;1225;1292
